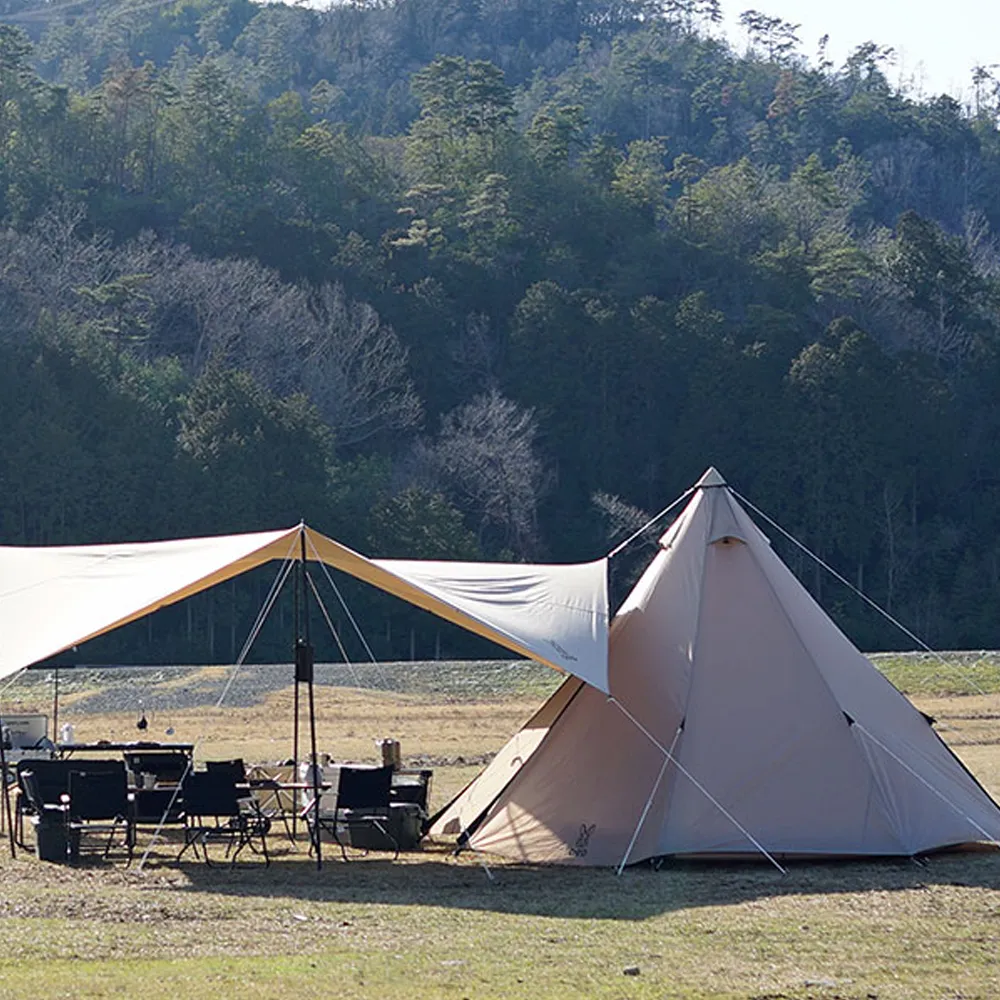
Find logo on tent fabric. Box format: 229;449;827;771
547;639;578;661
569;823;596;857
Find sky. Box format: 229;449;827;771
719;0;1000;101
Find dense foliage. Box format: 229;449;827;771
2;0;1000;661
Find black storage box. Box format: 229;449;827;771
33;816;78;863
339;803;424;851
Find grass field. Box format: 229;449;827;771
1;656;999;1000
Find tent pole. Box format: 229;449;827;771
0;711;15;858
52;666;59;740
617;754;669;876
300;529;322;870
616;723;683;875
610;698;787;874
291;537;302;842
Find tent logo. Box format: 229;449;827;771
547;639;578;662
569;823;596;857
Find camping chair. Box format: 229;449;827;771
177;770;270;866
63;764;135;864
14;758;120;849
205;758;247;784
389;769;433;849
15;758;67;847
19;768;71;861
308;765;398;861
245;763;298;844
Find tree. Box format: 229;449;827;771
368;486;480;559
738;10;800;63
612;137;669;217
406;56;514;185
177;365;333;530
881;210;990;365
407;390;547;557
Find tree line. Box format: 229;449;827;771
2;0;1000;661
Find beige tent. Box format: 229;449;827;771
0;525;608;691
430;468;1000;865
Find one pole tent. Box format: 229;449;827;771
429;468;1000;865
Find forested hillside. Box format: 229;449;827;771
2;0;1000;660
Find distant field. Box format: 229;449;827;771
0;656;998;999
4;649;1000;717
870;651;1000;697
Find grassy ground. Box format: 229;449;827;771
1;657;999;999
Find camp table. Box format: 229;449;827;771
58;741;195;757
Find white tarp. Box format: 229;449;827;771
0;525;609;691
0;527;302;681
375;558;608;689
302;529;608;691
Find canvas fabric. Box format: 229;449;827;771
431;473;1000;865
0;526;609;691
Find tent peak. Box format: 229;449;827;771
695;467;727;489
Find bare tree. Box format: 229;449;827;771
0;216;422;447
408;390;547;557
293;283;423;447
592;490;654;548
0;204;114;338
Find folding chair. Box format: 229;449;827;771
16;758;68;848
205;758;246;784
177;771;269;866
15;758;122;851
309;765;398;861
19;769;71;861
245;763;297;844
63;764;135;864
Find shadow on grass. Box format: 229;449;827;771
155;842;1000;920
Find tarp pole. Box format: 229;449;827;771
52;666;59;741
291;537;302;842
301;529;322;871
0;711;15;858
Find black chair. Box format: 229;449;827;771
390;769;433;811
390;769;433;849
63;764;135;864
14;758;122;850
205;758;246;784
132;787;185;826
309;765;398;861
19;769;71;861
177;771;269;866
